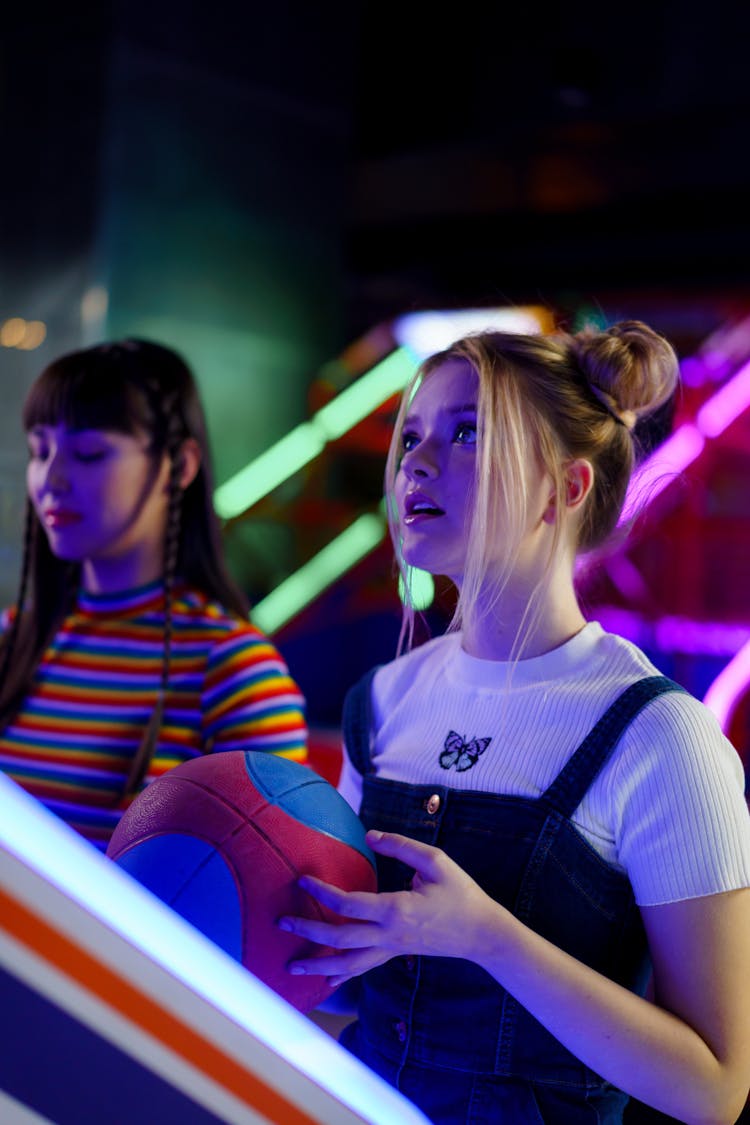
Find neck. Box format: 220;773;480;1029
82;550;164;596
459;568;586;662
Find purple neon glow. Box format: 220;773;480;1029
696;357;750;438
620;424;705;523
703;640;750;731
620;353;750;525
591;606;750;657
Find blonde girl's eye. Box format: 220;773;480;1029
402;430;420;453
454;421;477;445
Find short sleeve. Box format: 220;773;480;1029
201;627;307;760
611;691;750;906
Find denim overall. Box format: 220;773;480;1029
340;669;684;1125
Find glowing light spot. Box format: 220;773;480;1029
81;285;109;325
0;318;26;348
16;320;46;350
398;567;435;610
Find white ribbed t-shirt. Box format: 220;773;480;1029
338;624;750;906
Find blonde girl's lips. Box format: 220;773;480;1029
404;490;444;516
403;505;445;525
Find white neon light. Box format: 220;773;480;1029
0;773;428;1124
394;307;547;360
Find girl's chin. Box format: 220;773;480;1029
42;533;87;562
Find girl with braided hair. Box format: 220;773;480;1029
0;339;306;849
278;322;750;1123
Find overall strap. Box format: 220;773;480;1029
541;675;687;818
341;666;380;776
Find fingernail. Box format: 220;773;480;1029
277;918;293;932
367;830;382;842
288;964;306;976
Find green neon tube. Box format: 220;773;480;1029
251;513;386;634
213;348;418;520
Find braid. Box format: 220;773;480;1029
0;501;36;703
161;441;184;693
120;403;185;800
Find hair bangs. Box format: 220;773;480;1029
22;354;151;437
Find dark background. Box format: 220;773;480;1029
4;1;750;338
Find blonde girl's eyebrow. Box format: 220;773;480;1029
403;403;477;427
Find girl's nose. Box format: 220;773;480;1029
402;442;440;480
42;451;70;493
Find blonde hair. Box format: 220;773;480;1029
386;320;679;653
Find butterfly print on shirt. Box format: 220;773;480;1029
439;730;492;772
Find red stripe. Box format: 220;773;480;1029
0;885;337;1125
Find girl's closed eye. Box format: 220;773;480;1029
27;428;49;461
27;440;48;462
73;446;110;463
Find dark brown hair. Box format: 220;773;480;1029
0;339;248;796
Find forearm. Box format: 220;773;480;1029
474;904;744;1124
281;837;750;1124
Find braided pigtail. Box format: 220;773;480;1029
0;501;36;710
120;404;185;801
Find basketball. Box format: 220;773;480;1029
106;751;377;1012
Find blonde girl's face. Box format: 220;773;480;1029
393;359;479;582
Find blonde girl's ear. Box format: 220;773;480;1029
542;458;594;525
564;458;594;511
177;437;201;489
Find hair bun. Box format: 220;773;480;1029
572;319;679;425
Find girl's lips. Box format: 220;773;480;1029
43;510;83;528
403;510;443;525
404;491;444;519
402;497;445;525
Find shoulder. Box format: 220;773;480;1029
594;631;745;792
172;586;294;671
623;681;738;767
171;585;248;633
609;686;750;903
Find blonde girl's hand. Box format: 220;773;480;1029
278;829;502;987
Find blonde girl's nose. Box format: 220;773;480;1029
402;439;440;480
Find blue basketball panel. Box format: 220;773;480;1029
243;752;375;871
114;835;243;961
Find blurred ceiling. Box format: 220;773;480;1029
3;2;750;341
346;1;750;330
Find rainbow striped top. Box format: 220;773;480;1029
0;580;307;849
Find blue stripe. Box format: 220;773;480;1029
0;965;228;1125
